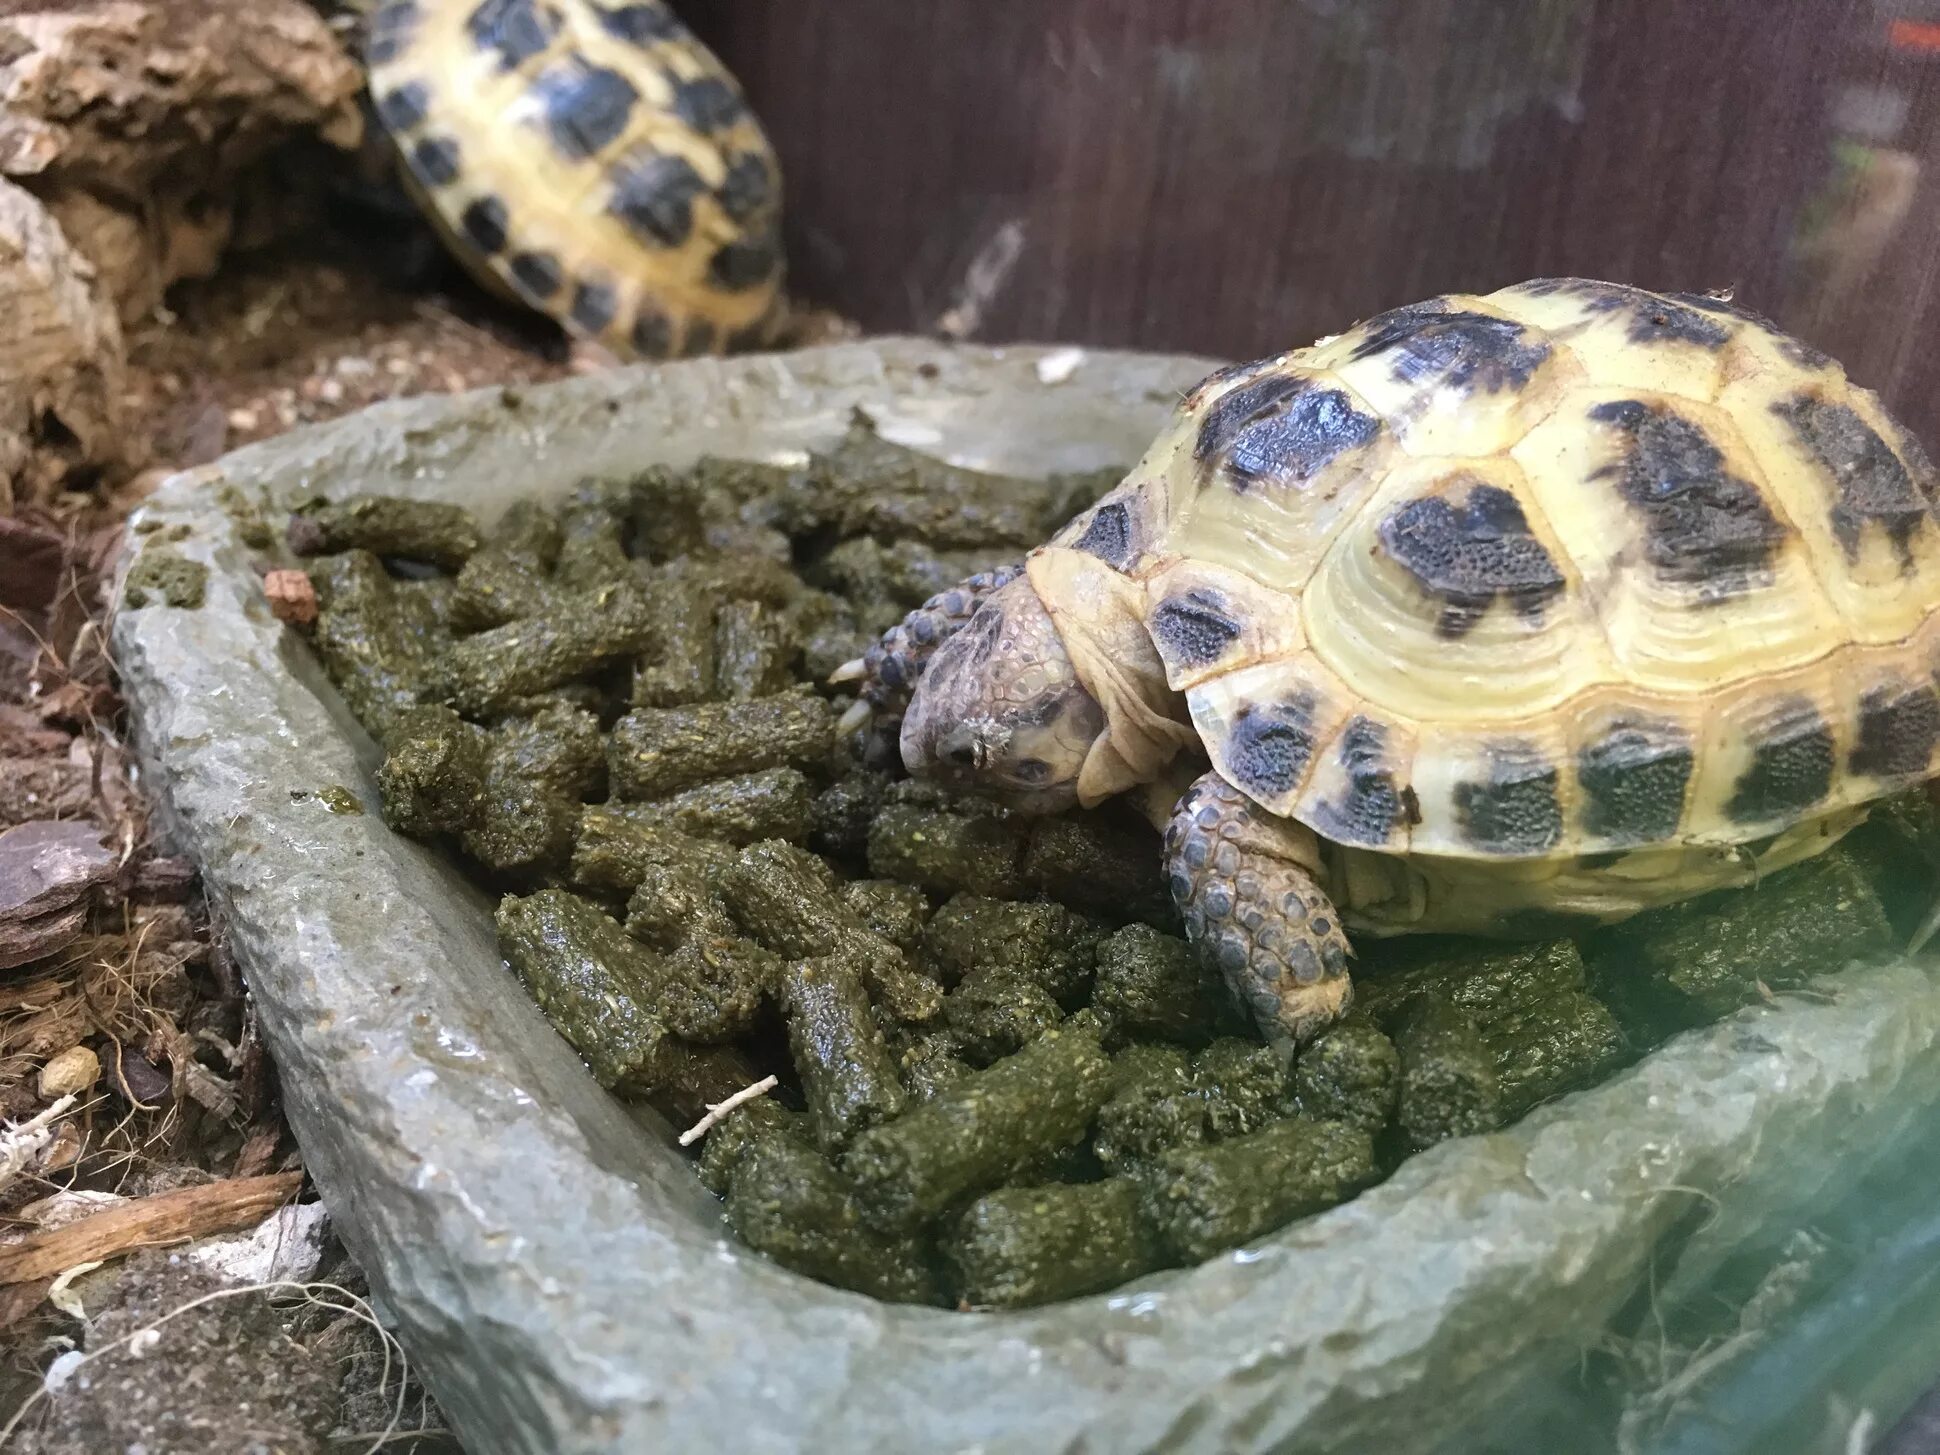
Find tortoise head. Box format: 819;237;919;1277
900;573;1105;815
901;553;1198;814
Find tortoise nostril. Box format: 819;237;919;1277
937;726;980;769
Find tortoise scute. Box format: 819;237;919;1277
368;0;787;359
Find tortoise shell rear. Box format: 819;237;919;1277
1051;279;1940;860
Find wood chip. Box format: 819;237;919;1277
0;1171;303;1284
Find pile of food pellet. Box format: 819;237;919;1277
281;412;1940;1310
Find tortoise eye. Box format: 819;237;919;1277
1011;758;1050;783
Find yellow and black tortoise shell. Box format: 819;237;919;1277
1049;278;1940;861
367;0;784;358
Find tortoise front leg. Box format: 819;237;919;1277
1163;770;1353;1050
829;563;1024;733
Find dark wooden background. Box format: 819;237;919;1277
684;0;1940;447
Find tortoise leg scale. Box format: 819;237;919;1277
1163;770;1354;1052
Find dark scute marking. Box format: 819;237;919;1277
1309;715;1402;846
1150;588;1243;670
374;81;429;134
630;307;673;357
1071;500;1135;568
1589;400;1790;598
467;0;558;70
683;319;719;356
535;62;638;160
1666;292;1835;368
1223;693;1319;802
508;250;563;300
1210;379;1381;492
568;279;616;334
1193;371;1303;460
1348;303;1551;393
459;195;508;255
709;231;781;291
1577;719;1694;844
1726;697;1835;824
716;151;773;223
407;134;460;187
1510;277;1730;349
1773;394;1932;565
607;151;704;247
1376;481;1565;637
670;75;745;133
367;0;421;63
1183;359;1266;411
1453;742;1563;853
1851;680;1940;780
593;1;680;42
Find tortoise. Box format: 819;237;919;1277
360;0;785;359
838;277;1940;1050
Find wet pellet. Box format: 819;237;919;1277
1393;996;1504;1151
947;1178;1166;1309
696;1097;806;1195
612;769;815;846
725;1136;944;1305
288;493;480;570
720;841;941;1023
867;802;1028;899
895;1031;977;1102
810;771;894;861
840;879;931;952
449;500;562;630
1587;847;1893;1036
1091;923;1247;1046
610;692;833;799
842;1024;1114;1232
1092;1043;1201;1174
629;574;716;708
496;890;754;1106
572;807;735;895
1139;1117;1377;1263
943;973;1064;1062
713;600;794;701
1293;1020;1401;1133
779;957;908;1152
376;705;488;837
1191;1038;1291;1139
308;550;451;742
445;581;658;716
920;896;1101;1005
1023;809;1175;927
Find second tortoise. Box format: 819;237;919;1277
841;277;1940;1048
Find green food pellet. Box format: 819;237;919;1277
696;1097;806;1196
1190;1038;1290;1139
571;807;735;895
615;769;815;846
842;1024;1114;1232
445;581;658;716
123;548;208;609
840;880;931;951
920;895;1101;1004
1139;1117;1377;1263
725;1137;943;1306
610;692;833;799
944;973;1064;1062
1393;996;1504;1152
947;1179;1166;1309
1294;1020;1401;1133
1092;1043;1201;1173
866;803;1027;899
778;957;909;1153
287;493;480;570
377;705;488;837
1091;923;1248;1046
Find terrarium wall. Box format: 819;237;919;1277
686;0;1940;446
